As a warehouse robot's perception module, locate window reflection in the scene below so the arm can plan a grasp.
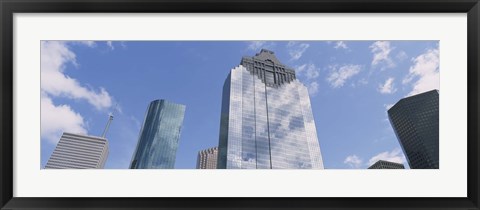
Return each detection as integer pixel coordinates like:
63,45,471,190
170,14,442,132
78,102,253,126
218,50,324,169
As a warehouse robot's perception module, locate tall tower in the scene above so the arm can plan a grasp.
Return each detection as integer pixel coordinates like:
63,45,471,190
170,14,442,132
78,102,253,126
196,147,218,169
217,49,324,169
388,90,439,169
130,99,186,169
45,132,109,169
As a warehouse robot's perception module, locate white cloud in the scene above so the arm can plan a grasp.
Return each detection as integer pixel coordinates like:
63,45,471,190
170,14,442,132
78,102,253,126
403,48,439,96
41,41,113,110
106,41,114,50
41,94,87,144
334,41,348,49
247,41,265,51
40,41,115,144
326,64,362,88
396,50,408,61
114,104,123,115
75,41,96,48
345,149,406,168
120,41,127,49
246,41,275,51
296,64,320,96
287,41,310,61
358,78,368,85
344,155,363,168
368,148,406,166
370,41,395,69
296,64,307,74
304,63,320,80
308,81,319,95
378,77,397,94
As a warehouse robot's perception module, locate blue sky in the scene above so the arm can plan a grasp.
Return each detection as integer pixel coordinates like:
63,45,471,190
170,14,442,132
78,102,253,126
40,40,439,169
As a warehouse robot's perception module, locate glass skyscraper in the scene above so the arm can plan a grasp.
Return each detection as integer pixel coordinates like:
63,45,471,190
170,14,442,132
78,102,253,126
130,99,186,169
217,49,324,169
388,90,439,169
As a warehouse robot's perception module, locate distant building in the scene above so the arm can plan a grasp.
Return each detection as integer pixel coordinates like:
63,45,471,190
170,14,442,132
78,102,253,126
45,132,109,169
388,90,439,169
196,147,218,169
130,99,186,169
368,160,405,169
217,49,324,169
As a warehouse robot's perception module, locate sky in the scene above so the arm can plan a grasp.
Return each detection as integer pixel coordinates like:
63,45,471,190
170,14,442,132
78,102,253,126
40,40,439,169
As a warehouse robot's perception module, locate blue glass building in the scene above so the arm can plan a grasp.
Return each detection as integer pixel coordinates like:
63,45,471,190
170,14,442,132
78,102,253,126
130,99,186,169
388,90,439,169
217,49,324,169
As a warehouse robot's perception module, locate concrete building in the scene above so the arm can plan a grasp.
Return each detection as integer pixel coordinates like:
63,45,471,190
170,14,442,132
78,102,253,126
45,132,109,169
196,147,218,169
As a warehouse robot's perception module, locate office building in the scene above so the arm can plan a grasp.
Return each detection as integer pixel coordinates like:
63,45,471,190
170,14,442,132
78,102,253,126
388,90,439,169
217,49,324,169
45,132,109,169
130,99,186,169
196,147,218,169
368,160,405,169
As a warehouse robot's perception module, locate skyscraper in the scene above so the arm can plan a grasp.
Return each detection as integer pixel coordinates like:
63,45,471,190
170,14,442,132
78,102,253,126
196,147,218,169
130,99,186,169
368,160,405,169
217,49,324,169
45,132,109,169
388,90,439,169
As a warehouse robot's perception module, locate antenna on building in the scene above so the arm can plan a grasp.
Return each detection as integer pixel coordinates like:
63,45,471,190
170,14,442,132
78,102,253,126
101,104,118,138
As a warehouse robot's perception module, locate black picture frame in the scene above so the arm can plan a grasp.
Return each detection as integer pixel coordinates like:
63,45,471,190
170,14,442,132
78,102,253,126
1,0,479,209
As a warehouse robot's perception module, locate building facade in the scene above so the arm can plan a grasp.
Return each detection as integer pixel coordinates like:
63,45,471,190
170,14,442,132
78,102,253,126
45,132,109,169
217,49,324,169
196,147,218,169
388,90,439,169
130,99,186,169
368,160,405,169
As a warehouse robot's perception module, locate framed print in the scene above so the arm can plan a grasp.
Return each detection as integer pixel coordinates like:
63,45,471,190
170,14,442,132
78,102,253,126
1,0,479,209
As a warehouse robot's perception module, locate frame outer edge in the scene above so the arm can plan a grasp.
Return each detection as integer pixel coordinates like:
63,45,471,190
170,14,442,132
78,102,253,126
0,0,2,206
1,1,14,210
0,1,13,210
1,0,480,210
469,1,480,208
